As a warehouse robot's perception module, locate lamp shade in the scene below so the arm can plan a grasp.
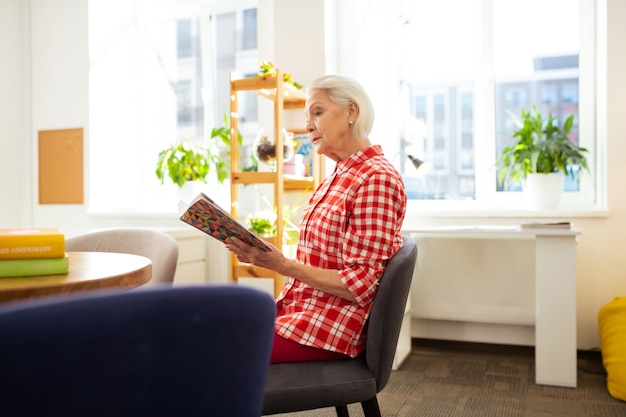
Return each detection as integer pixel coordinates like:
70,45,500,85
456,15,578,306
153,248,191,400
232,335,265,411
407,154,425,171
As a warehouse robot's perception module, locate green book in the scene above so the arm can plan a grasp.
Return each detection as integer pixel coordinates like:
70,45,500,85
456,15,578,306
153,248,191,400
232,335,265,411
0,254,69,277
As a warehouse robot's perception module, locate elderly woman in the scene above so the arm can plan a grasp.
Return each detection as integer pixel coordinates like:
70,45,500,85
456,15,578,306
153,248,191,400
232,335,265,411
226,74,407,363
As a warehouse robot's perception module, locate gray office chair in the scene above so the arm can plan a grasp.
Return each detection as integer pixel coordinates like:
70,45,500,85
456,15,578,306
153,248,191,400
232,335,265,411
66,228,179,286
0,285,276,417
263,236,418,417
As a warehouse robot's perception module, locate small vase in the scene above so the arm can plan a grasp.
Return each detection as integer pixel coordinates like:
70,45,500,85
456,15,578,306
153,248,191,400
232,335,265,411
253,128,295,171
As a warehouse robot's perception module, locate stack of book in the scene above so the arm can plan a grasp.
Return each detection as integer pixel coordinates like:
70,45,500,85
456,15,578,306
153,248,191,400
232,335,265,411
0,228,68,277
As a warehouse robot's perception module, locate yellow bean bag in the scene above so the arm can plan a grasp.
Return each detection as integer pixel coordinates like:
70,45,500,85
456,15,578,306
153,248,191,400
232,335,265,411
599,296,626,401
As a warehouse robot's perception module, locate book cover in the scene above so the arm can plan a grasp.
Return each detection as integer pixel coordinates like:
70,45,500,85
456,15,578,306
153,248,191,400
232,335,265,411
294,132,314,177
520,222,572,229
180,193,270,252
0,228,66,260
0,254,69,278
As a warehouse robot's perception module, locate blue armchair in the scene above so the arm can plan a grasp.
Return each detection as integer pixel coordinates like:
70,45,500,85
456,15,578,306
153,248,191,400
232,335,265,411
0,285,275,417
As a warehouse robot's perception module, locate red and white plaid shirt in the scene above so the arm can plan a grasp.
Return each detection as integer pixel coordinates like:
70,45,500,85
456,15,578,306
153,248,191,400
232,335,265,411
275,145,407,357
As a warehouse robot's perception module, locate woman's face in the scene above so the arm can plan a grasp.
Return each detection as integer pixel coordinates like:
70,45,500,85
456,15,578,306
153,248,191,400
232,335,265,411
304,89,355,162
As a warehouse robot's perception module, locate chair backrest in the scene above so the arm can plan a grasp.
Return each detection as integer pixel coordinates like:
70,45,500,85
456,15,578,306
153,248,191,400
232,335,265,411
365,235,417,391
66,228,180,285
0,285,276,417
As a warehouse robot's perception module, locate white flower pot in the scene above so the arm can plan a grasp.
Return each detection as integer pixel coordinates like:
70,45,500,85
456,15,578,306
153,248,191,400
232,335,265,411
523,173,565,210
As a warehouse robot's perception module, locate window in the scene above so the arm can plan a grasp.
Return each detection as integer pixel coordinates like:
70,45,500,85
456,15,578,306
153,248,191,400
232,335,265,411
88,0,597,214
241,9,257,50
88,0,258,212
356,0,595,211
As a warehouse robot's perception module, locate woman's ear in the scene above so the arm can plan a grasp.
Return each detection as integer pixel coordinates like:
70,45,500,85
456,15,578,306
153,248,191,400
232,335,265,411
348,101,359,121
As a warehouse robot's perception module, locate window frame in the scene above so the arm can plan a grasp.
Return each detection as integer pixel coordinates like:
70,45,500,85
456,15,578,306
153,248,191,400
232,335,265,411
346,0,602,216
85,0,604,217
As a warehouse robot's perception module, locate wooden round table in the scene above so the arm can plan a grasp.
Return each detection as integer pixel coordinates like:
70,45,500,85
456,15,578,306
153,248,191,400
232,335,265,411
0,251,152,303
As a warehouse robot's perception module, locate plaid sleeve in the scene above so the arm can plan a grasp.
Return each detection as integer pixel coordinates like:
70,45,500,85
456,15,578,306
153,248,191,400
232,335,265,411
339,168,406,306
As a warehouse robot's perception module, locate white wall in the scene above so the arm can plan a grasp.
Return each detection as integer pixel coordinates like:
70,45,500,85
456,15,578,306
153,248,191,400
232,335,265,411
0,0,31,227
575,0,626,350
257,0,326,134
29,0,91,232
1,0,626,350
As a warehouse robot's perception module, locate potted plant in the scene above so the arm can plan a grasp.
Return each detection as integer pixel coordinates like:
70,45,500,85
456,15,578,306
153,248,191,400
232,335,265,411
155,140,212,188
256,60,302,89
496,104,589,209
155,114,244,188
244,187,306,256
245,205,300,257
245,208,279,238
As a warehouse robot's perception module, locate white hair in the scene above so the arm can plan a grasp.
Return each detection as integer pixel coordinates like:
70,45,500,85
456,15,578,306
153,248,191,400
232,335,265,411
307,75,374,141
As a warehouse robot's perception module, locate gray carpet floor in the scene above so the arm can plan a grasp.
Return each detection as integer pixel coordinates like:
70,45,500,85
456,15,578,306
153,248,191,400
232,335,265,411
271,339,626,417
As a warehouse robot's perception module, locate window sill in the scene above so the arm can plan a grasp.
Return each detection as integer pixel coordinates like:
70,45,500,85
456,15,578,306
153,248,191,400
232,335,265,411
86,210,181,218
404,200,609,221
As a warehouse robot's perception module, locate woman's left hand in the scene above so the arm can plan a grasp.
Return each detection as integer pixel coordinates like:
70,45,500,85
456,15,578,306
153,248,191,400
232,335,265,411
228,237,355,301
225,237,287,272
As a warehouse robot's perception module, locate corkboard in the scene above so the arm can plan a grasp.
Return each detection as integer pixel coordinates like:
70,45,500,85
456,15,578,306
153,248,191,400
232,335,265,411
38,128,84,204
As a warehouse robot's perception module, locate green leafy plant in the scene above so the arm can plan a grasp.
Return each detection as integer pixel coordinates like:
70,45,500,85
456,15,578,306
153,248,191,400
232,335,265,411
245,187,307,244
245,208,277,237
245,205,301,244
256,60,302,89
496,104,589,187
155,140,211,188
207,113,242,183
155,113,243,188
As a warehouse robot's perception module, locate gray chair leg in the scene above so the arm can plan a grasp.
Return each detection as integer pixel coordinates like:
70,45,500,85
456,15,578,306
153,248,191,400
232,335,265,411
335,404,350,417
361,397,382,417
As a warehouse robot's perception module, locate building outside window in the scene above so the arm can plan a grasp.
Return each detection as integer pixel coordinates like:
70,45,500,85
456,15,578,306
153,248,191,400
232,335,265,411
375,0,592,209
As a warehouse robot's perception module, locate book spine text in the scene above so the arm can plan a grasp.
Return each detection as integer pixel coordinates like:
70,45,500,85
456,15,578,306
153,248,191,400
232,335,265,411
0,235,66,260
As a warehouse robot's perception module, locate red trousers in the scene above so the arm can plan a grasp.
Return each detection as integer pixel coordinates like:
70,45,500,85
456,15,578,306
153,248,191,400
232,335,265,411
270,333,349,364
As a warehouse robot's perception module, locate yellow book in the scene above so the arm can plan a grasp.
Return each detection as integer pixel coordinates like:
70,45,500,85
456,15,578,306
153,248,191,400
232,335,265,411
0,228,66,260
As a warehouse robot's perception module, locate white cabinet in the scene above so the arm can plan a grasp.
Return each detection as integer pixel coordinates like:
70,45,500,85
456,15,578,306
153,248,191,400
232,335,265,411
163,228,208,285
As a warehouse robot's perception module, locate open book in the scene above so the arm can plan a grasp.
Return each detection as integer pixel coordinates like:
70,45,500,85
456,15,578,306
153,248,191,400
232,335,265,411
179,192,270,251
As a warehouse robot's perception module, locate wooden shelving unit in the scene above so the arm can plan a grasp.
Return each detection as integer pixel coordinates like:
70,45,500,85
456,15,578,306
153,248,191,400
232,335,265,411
229,69,321,296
